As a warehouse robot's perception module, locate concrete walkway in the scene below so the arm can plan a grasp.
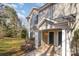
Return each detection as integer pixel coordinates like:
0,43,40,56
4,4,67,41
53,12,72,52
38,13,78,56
22,45,55,56
22,50,36,56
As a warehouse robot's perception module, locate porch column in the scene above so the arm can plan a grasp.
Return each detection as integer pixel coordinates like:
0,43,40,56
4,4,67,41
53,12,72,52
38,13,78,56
62,29,66,56
41,31,43,46
54,31,58,46
66,30,71,56
54,31,58,54
35,31,39,49
62,29,71,56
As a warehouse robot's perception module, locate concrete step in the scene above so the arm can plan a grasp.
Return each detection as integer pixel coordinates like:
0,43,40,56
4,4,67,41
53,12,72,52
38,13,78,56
46,45,54,56
36,44,50,56
36,45,55,56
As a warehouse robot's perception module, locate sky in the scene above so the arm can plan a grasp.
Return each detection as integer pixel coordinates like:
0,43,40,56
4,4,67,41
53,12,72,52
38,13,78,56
4,3,44,29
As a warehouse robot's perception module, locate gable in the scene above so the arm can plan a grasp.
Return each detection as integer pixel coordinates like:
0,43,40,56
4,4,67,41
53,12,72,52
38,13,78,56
39,19,69,30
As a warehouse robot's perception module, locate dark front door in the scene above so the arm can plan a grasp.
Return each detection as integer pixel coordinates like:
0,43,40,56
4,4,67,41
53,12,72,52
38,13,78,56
49,32,54,44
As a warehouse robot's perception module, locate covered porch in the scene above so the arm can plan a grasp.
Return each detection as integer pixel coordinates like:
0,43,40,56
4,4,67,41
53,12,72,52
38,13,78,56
35,29,71,56
34,17,74,56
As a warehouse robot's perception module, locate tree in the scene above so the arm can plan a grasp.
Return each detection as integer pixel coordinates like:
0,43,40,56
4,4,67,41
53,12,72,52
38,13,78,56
73,29,79,55
0,5,22,38
4,6,19,37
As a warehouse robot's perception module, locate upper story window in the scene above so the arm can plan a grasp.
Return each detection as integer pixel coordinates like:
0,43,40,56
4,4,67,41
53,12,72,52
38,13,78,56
34,15,38,24
47,6,52,19
31,13,38,26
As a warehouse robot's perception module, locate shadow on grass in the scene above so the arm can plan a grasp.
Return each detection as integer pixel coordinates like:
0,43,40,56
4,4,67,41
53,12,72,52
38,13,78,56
0,50,18,56
0,48,24,56
0,48,36,56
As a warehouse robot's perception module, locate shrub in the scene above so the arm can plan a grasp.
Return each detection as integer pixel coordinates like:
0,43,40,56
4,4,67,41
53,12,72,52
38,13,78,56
21,28,28,39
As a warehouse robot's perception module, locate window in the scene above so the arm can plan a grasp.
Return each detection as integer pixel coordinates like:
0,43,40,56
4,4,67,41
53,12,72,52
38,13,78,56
58,31,62,46
34,15,38,24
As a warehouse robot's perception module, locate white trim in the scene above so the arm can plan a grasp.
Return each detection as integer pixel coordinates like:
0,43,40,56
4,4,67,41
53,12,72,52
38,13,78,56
46,18,57,23
66,30,71,56
48,31,49,44
35,32,39,49
37,18,58,28
56,31,58,46
62,29,66,56
41,31,43,45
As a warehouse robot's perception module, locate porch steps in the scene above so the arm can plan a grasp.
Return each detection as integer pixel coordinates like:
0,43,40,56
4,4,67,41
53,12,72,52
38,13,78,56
36,44,55,56
46,45,54,56
36,44,50,56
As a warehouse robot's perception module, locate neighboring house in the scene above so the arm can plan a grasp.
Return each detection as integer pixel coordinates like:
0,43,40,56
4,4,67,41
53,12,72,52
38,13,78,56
26,3,79,56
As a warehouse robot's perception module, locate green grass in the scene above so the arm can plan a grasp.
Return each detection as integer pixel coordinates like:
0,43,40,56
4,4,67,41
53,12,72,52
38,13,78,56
0,38,25,55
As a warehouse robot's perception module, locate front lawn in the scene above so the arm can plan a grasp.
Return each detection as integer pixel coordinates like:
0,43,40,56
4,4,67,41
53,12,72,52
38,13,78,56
0,38,25,56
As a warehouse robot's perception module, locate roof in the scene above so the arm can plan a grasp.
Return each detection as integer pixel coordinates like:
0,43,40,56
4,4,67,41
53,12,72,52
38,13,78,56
38,3,57,12
29,8,38,16
26,3,53,17
55,14,75,22
26,3,55,19
37,14,75,27
26,8,38,21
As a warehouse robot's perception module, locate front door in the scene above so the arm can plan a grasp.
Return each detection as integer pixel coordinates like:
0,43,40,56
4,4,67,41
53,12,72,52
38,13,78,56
49,32,54,44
